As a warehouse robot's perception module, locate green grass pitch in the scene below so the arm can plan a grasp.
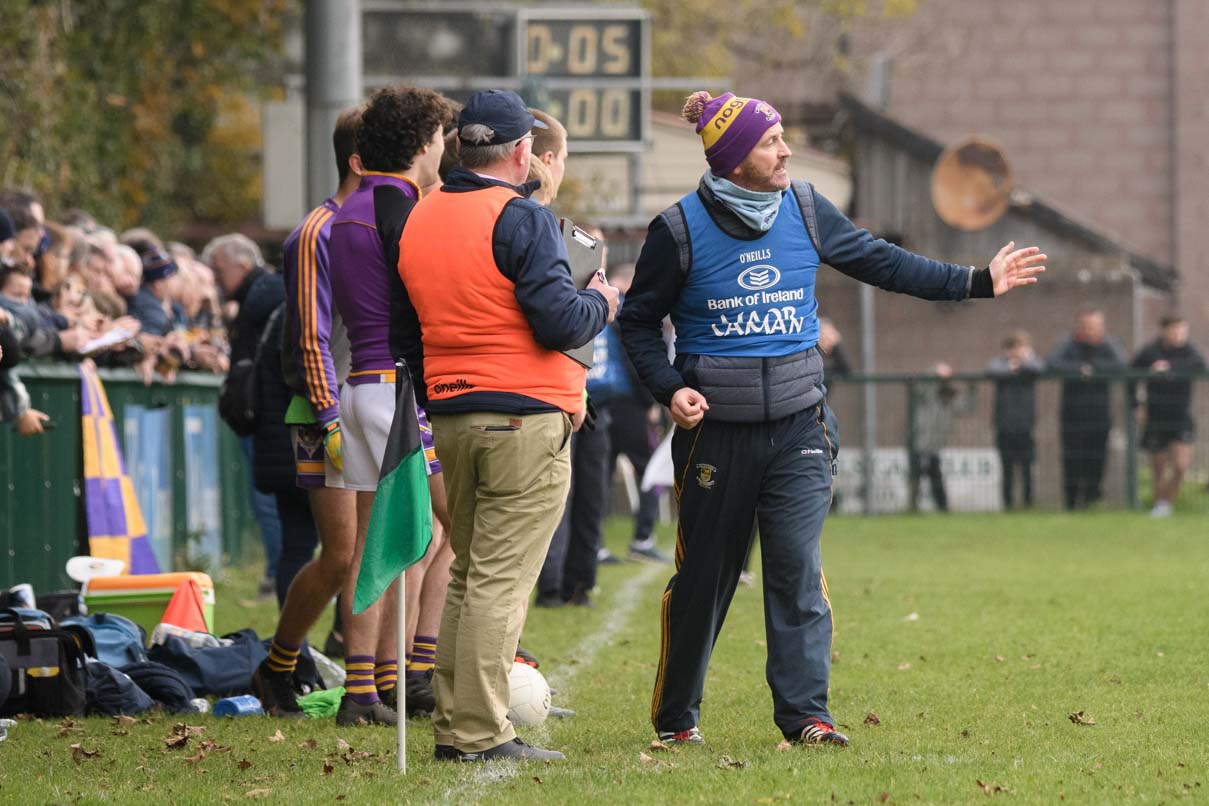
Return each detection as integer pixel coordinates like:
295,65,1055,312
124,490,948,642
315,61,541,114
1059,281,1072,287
2,513,1206,804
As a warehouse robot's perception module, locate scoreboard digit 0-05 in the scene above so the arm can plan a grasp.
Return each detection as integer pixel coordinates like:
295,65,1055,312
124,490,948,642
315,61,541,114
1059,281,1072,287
362,3,650,151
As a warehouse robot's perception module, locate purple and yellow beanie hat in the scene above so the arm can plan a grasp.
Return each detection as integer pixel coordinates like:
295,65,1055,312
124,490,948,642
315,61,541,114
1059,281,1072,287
682,91,782,177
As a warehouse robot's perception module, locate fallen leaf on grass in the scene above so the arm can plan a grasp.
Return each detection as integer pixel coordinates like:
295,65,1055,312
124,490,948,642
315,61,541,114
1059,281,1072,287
638,751,675,768
648,740,676,753
199,740,231,753
238,759,253,771
112,729,130,737
864,712,881,726
994,655,1005,663
165,734,190,750
323,761,334,776
246,790,272,799
775,739,792,752
960,729,971,739
173,723,206,737
268,729,285,743
342,749,376,765
877,793,891,803
70,743,101,764
903,612,920,621
113,715,137,727
897,662,912,671
976,779,1011,795
185,750,207,765
716,755,747,770
532,776,543,785
1068,711,1097,726
335,737,351,752
298,739,319,750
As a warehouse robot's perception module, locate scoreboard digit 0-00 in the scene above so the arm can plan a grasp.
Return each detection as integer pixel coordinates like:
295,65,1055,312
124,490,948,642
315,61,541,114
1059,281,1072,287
362,3,649,151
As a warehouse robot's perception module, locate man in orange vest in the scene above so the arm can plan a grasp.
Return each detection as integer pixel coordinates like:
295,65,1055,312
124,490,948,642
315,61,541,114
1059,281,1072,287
395,90,619,763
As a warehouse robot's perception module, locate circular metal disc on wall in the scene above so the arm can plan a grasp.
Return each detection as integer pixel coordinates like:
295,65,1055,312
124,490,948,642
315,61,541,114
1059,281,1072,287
931,136,1013,231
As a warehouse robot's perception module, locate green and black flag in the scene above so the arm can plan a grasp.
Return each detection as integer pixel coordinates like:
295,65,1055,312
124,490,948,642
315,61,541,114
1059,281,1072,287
353,365,433,614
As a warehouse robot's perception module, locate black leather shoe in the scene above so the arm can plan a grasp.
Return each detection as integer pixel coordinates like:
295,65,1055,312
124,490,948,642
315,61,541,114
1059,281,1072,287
251,662,306,719
459,737,565,763
404,671,436,718
434,744,462,761
335,696,398,726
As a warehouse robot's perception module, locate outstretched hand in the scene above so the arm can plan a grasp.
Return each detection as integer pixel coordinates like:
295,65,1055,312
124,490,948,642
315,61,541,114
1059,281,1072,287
989,242,1046,296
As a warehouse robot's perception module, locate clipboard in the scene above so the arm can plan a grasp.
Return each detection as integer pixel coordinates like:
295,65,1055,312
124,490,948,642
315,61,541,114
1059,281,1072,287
560,218,604,369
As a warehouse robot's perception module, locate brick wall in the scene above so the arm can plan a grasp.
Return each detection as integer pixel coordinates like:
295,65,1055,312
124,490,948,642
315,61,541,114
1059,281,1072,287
1173,0,1209,328
854,0,1176,266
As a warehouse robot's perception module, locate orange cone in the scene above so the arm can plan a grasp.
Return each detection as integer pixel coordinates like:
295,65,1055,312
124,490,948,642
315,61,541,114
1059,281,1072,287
160,578,209,633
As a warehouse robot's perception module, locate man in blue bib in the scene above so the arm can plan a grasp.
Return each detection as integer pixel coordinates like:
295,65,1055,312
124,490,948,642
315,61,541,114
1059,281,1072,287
619,90,1046,749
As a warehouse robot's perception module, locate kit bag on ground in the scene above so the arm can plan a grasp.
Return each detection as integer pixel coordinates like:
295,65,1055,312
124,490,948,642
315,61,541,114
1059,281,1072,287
62,612,149,668
0,607,87,717
147,628,268,697
84,660,155,716
121,660,196,713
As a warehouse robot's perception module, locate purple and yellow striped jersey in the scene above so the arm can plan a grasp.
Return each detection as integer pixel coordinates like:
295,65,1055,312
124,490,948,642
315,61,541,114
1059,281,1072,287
329,173,420,377
282,199,343,424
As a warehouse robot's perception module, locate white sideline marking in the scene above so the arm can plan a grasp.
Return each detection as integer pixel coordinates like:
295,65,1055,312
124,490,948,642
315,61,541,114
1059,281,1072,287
440,563,664,803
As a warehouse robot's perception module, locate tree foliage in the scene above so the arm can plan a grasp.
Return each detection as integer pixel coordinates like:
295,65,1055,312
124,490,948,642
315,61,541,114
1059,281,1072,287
0,0,291,233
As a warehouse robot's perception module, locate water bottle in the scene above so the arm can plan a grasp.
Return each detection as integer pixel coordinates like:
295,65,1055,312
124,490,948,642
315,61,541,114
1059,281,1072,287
190,698,210,714
212,695,263,717
0,718,16,743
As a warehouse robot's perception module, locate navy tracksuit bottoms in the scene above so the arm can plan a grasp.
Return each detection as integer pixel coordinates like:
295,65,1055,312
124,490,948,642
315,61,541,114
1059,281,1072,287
651,403,838,741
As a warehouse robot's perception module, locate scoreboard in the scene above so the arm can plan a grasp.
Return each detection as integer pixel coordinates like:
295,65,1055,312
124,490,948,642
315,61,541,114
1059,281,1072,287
361,3,650,151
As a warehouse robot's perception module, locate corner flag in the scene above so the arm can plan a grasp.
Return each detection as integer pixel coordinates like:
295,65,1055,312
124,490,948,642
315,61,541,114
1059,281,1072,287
352,365,433,614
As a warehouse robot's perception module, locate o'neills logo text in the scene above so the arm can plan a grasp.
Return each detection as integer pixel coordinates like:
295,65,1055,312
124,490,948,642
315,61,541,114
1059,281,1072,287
433,379,475,395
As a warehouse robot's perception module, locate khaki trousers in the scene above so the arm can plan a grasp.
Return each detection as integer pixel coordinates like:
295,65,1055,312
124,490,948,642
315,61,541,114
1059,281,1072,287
429,410,571,752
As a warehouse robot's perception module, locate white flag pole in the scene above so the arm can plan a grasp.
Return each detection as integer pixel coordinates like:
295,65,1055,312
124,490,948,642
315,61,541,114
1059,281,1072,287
397,571,407,774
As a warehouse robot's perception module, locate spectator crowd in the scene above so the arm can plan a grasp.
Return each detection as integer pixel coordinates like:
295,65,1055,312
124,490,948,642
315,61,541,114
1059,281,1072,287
0,190,230,437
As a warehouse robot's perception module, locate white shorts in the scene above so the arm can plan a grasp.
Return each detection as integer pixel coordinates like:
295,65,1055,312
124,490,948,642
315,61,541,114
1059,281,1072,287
339,381,396,491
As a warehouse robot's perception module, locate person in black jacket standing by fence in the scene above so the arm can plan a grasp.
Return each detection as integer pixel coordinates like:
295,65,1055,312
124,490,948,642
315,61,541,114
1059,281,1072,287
986,331,1044,509
619,89,1045,750
1047,309,1125,510
1131,315,1207,517
205,234,285,596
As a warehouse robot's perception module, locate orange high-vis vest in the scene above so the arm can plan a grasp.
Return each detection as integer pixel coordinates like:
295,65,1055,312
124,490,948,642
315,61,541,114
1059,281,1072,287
397,185,586,412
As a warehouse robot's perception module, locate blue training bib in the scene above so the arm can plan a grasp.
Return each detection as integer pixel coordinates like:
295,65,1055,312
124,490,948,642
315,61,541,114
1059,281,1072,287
671,190,820,357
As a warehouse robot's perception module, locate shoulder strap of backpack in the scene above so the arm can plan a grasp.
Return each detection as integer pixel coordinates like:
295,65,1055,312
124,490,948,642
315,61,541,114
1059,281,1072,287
254,303,285,364
659,202,693,282
789,179,822,256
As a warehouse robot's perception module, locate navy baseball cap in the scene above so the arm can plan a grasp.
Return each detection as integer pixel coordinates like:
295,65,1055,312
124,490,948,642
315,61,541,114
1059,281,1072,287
458,90,547,146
